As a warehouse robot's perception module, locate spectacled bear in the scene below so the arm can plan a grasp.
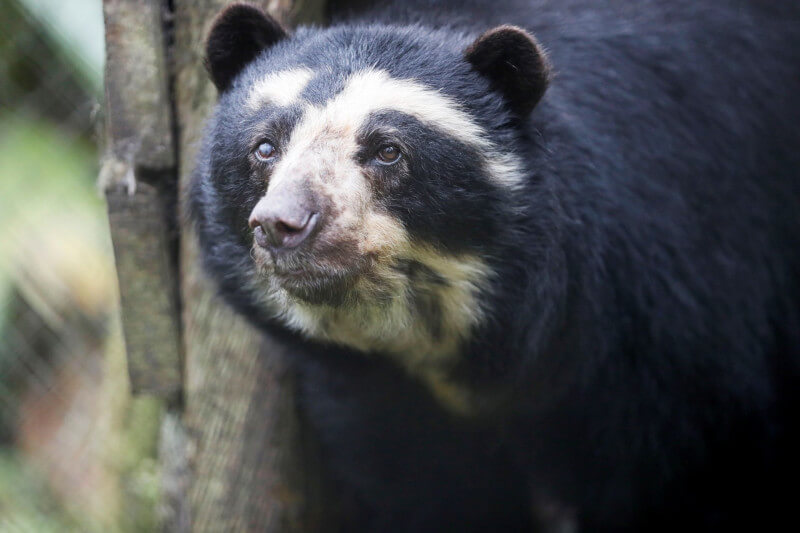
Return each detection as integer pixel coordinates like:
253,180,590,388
190,0,800,530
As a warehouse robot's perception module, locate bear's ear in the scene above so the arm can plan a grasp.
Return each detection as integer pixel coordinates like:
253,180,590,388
205,3,288,93
465,25,551,117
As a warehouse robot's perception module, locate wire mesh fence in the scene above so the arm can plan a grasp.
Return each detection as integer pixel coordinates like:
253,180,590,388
0,0,161,530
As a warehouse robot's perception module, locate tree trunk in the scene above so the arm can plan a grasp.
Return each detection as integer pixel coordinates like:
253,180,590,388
102,1,333,531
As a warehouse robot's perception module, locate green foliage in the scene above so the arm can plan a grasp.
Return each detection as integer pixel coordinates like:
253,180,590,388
0,111,102,345
0,451,86,533
0,114,164,532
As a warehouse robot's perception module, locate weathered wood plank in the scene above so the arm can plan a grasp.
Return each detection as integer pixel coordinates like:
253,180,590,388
105,181,181,397
101,0,182,397
103,0,174,170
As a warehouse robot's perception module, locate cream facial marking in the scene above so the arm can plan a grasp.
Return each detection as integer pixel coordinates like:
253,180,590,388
252,67,504,356
269,68,525,189
247,68,508,412
246,67,314,109
252,241,491,366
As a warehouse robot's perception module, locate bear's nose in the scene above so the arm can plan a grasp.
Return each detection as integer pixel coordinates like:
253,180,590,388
249,196,319,252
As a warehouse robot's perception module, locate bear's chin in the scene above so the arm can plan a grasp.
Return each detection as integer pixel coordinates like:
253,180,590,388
251,241,375,307
274,267,359,306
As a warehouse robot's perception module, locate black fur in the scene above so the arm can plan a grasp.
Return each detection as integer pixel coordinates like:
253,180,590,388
191,1,800,530
204,3,287,92
465,25,551,116
358,110,507,251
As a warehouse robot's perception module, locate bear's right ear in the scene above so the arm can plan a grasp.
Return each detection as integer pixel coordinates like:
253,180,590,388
465,25,551,117
205,3,288,93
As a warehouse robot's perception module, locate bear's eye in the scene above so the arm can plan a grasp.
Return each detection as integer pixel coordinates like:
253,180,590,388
254,141,277,162
375,145,402,165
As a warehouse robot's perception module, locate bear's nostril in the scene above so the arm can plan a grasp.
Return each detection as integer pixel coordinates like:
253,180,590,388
253,224,270,249
275,219,303,235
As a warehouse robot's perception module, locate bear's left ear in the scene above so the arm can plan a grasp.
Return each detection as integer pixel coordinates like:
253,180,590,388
465,25,551,117
205,3,288,93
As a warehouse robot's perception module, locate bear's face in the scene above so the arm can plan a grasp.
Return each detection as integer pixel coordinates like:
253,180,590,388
193,5,550,369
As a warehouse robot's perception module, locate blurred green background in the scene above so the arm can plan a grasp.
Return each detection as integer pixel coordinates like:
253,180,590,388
0,0,162,530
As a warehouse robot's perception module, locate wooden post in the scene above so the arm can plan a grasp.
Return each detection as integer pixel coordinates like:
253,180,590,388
101,0,181,399
102,1,333,530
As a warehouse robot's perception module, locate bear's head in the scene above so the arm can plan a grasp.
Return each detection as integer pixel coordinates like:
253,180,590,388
191,3,551,371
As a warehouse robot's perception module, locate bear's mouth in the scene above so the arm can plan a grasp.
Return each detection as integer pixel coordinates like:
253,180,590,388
272,264,362,305
252,243,368,306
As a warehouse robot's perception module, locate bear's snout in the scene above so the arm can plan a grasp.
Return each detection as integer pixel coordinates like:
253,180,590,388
249,187,321,253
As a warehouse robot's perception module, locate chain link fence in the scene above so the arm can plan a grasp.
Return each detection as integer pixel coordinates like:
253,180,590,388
0,0,161,530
